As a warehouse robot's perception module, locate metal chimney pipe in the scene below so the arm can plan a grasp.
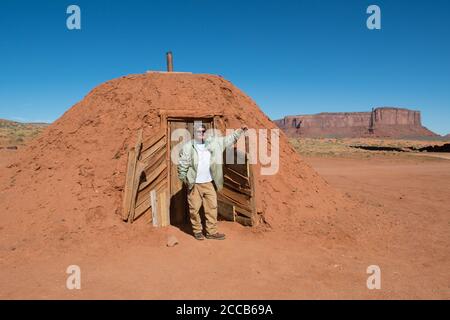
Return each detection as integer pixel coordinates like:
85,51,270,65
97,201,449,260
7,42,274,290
166,51,173,72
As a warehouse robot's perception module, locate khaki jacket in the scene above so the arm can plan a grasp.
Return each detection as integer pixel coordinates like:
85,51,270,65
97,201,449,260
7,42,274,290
177,129,244,191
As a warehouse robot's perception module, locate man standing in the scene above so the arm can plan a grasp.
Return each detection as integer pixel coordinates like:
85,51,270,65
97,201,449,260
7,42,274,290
177,123,248,240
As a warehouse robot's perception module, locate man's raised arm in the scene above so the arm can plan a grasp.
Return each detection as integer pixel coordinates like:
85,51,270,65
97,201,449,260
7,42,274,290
220,125,248,151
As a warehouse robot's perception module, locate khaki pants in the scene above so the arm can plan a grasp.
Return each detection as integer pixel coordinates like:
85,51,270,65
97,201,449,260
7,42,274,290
187,182,218,235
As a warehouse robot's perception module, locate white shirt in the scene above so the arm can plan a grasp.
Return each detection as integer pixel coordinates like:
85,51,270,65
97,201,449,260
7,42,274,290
194,143,213,183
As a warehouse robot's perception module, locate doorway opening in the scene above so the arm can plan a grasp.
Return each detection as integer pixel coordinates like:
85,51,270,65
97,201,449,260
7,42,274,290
121,113,256,228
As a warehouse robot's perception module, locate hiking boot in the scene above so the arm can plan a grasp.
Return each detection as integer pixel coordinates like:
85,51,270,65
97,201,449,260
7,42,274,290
206,233,226,240
194,232,205,240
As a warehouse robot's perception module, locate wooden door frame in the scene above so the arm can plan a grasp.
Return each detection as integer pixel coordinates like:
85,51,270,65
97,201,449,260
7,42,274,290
163,112,222,226
160,111,257,227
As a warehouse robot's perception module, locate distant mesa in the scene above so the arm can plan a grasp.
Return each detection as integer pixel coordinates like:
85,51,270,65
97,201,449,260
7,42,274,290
274,107,438,138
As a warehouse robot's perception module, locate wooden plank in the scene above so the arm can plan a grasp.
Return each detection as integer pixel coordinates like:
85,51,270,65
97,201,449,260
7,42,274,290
247,151,257,224
125,129,143,223
244,134,257,224
140,135,166,161
223,175,250,192
218,201,235,221
121,148,136,221
217,196,252,219
224,170,250,188
139,159,167,191
140,140,166,165
144,206,153,225
136,168,168,205
223,180,252,197
225,163,248,177
138,161,167,192
138,206,152,224
160,112,167,129
162,113,171,228
128,129,144,223
136,190,151,208
223,176,242,190
136,173,167,209
157,190,164,227
154,172,169,193
218,198,252,217
235,214,253,226
130,202,153,224
158,188,169,227
141,131,165,154
128,166,143,223
165,187,171,226
135,129,143,155
150,190,158,227
220,200,252,215
162,110,224,120
224,169,249,183
220,188,251,208
234,205,253,219
142,173,169,209
142,149,166,176
133,198,151,221
225,160,249,177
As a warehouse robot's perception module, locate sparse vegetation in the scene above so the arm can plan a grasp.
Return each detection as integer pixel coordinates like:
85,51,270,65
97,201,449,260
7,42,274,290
289,137,450,160
0,119,49,147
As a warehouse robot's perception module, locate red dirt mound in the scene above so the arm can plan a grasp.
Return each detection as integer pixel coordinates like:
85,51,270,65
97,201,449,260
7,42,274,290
0,73,351,252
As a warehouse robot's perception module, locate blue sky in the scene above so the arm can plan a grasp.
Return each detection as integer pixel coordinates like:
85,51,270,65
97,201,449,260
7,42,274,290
0,0,449,134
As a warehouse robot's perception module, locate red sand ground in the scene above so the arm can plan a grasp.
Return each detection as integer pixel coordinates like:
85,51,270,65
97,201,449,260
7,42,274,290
1,150,448,299
0,73,448,299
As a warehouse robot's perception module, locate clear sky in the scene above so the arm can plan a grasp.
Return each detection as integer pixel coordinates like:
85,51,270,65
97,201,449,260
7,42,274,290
0,0,449,135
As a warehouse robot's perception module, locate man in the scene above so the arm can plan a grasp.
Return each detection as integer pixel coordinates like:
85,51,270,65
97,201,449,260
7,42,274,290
177,123,248,240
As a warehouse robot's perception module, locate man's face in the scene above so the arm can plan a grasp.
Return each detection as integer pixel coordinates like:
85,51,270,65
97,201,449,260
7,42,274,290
195,127,206,142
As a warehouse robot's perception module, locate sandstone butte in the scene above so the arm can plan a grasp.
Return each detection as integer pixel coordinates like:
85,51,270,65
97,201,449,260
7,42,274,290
274,107,438,138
